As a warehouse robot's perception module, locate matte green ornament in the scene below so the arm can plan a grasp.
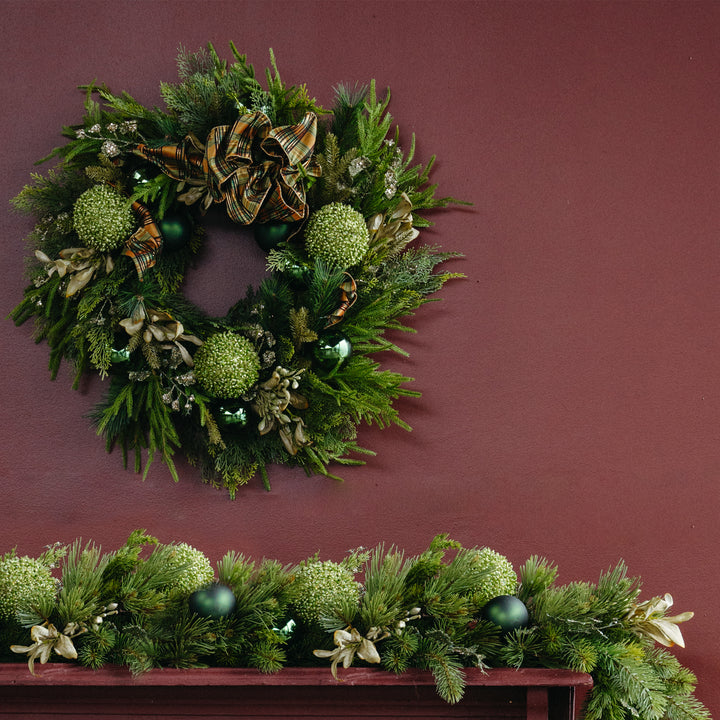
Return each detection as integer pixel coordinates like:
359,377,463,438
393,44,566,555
218,403,249,426
188,583,237,619
254,222,295,251
159,210,192,251
480,595,529,633
314,333,352,367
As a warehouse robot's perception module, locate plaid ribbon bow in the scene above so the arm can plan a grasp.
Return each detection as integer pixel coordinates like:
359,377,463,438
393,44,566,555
134,111,320,224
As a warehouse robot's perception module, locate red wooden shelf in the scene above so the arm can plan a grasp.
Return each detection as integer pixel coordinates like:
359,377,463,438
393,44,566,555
0,664,592,719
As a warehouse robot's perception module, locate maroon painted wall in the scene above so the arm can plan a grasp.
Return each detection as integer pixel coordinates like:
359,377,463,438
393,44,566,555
2,0,718,715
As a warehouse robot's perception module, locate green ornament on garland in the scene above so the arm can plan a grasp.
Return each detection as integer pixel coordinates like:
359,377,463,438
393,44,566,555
480,595,529,633
254,222,296,251
314,333,352,367
188,583,237,619
283,261,311,286
110,345,131,363
131,168,150,185
158,209,192,251
273,617,296,639
217,402,249,426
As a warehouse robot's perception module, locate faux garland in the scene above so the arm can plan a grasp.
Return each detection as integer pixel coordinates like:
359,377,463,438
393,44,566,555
0,532,709,719
11,43,463,495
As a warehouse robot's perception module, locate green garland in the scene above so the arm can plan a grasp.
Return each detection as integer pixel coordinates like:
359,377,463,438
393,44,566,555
11,43,463,495
0,533,709,719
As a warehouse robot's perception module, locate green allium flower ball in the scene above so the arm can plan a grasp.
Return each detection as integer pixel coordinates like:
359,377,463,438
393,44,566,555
193,332,261,398
164,543,215,596
0,555,56,620
73,184,135,251
304,202,369,268
472,548,518,608
289,560,361,624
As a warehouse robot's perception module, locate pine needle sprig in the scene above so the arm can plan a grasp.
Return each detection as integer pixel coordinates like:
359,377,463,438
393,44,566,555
331,83,368,153
307,261,348,331
156,608,215,669
312,132,358,206
517,555,559,604
417,636,467,704
358,545,411,631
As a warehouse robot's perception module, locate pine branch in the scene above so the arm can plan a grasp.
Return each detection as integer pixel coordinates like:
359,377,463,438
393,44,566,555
419,637,466,704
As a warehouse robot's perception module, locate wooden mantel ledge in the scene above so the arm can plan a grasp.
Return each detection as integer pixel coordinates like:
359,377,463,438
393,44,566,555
0,663,592,688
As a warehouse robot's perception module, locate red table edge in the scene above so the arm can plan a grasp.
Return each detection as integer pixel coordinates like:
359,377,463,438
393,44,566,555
0,664,593,688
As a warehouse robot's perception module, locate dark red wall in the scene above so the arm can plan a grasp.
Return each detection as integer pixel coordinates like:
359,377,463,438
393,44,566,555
2,1,718,715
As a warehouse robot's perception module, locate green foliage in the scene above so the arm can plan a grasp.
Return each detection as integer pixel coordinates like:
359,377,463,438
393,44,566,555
10,42,464,495
0,533,709,719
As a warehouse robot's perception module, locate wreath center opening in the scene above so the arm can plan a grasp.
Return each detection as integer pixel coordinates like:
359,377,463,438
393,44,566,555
181,211,268,318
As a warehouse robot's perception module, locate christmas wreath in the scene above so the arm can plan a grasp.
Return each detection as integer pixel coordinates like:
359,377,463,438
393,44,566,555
0,533,709,719
11,44,462,495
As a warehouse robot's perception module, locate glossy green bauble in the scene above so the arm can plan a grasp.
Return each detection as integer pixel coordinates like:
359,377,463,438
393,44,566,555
254,222,296,251
158,210,192,251
131,168,151,185
110,346,131,363
273,618,296,639
217,403,249,426
314,333,353,367
283,262,311,286
188,583,237,619
480,595,529,633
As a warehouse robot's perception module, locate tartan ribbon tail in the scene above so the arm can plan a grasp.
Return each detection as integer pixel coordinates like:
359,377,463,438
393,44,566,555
133,136,207,181
123,200,163,280
324,273,358,328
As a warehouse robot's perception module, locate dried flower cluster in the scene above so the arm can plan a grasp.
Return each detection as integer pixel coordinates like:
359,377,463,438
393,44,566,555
72,184,135,251
164,543,215,596
470,548,518,607
304,202,370,268
0,555,56,619
193,332,261,398
289,560,361,623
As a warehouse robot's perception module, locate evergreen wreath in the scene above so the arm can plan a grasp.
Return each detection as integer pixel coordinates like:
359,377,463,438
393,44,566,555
11,44,464,495
0,532,709,719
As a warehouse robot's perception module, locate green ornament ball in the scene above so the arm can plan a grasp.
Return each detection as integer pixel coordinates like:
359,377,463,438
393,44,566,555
254,222,296,251
217,402,249,426
110,345,131,363
73,184,136,252
314,333,352,367
304,202,370,268
283,261,311,286
194,332,261,399
158,210,192,251
131,168,150,185
188,583,237,619
273,617,296,639
480,595,529,633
